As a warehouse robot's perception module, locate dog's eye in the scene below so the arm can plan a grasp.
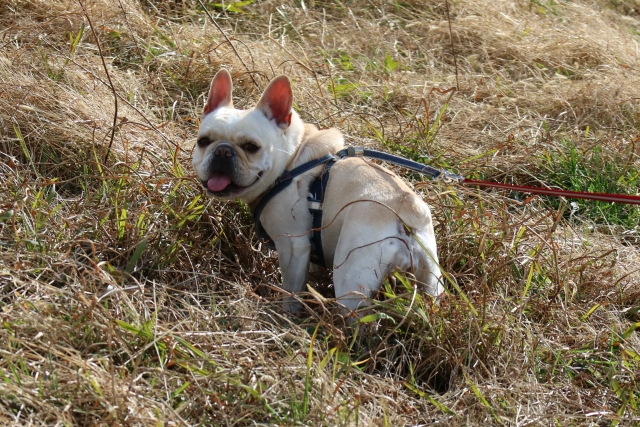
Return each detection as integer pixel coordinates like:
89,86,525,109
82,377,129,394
242,141,261,154
197,137,212,148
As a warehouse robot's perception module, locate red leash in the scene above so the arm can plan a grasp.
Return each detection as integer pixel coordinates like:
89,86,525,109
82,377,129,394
338,147,640,206
462,179,640,205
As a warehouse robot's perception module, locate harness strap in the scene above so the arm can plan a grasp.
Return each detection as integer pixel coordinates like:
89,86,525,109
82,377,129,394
253,146,462,263
337,146,464,183
307,159,337,267
252,154,336,250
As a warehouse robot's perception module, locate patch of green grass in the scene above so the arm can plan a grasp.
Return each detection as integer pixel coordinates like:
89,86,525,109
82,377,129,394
361,88,455,170
535,328,640,424
529,0,562,16
538,138,640,228
348,272,476,395
599,0,640,16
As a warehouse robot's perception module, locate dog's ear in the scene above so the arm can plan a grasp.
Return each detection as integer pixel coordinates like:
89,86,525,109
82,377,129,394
203,69,233,115
256,76,293,128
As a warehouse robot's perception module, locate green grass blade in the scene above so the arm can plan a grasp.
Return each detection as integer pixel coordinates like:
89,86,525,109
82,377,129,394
403,381,455,415
466,376,502,425
622,322,640,340
359,312,395,324
125,237,148,274
320,347,337,370
581,303,602,321
303,324,320,416
171,381,191,399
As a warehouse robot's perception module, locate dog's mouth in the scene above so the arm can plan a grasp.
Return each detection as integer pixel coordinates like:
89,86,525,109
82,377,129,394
201,172,262,196
206,174,233,192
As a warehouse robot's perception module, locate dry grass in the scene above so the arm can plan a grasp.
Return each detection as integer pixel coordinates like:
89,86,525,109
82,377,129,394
1,0,640,425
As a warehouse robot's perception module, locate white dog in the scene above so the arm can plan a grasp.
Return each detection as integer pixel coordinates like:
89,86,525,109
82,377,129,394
193,69,443,313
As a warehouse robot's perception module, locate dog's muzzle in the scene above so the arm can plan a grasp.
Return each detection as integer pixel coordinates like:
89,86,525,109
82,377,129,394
208,142,236,177
200,142,238,194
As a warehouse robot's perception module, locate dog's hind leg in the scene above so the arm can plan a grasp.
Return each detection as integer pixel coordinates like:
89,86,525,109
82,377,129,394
332,233,408,313
332,225,443,314
411,227,444,298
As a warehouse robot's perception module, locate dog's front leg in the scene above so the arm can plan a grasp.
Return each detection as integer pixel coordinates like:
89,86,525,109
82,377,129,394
274,236,311,312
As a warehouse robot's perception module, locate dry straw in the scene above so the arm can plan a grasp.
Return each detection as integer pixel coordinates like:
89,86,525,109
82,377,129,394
1,0,640,425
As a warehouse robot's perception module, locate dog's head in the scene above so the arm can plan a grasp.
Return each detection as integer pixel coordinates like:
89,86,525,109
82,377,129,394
192,69,304,203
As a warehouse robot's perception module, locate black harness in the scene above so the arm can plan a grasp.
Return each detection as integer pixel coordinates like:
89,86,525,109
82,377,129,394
306,157,337,266
252,153,337,267
251,147,463,267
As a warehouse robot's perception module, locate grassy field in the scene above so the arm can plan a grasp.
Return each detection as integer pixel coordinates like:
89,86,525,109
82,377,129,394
1,0,640,425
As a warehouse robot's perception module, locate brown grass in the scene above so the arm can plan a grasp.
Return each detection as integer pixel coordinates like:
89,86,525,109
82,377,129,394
1,0,640,425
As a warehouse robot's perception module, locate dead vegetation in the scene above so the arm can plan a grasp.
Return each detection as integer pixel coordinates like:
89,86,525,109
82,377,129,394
1,0,640,425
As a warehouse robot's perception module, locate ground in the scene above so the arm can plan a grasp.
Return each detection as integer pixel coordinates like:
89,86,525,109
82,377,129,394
1,0,640,425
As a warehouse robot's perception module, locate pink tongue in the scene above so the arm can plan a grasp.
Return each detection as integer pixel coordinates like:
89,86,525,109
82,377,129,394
207,175,232,192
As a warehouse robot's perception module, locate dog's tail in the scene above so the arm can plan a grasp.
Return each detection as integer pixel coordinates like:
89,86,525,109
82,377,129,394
396,193,434,232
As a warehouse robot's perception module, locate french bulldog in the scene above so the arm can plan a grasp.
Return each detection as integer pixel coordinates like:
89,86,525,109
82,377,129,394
193,69,444,313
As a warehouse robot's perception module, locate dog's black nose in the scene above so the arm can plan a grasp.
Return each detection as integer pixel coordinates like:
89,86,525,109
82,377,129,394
214,145,234,158
209,142,236,177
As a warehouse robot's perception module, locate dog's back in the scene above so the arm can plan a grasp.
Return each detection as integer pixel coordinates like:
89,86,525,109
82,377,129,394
321,157,443,310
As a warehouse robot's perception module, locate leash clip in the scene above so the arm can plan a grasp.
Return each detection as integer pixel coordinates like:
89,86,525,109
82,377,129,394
435,170,465,184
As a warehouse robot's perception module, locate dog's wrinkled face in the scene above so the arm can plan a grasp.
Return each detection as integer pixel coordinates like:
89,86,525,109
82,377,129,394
193,69,303,203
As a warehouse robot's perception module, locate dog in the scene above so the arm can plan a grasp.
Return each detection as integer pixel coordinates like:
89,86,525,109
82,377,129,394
193,69,444,313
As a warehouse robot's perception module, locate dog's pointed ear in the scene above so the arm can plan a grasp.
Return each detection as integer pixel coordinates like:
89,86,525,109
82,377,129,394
203,69,233,115
256,76,293,128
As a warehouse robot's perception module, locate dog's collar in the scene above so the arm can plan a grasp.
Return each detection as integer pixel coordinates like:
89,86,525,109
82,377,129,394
252,154,337,251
